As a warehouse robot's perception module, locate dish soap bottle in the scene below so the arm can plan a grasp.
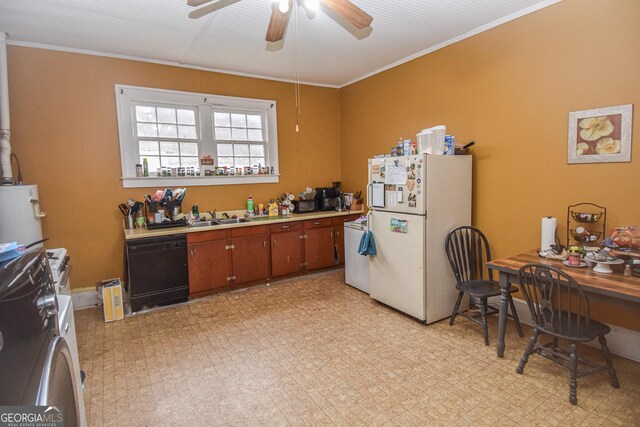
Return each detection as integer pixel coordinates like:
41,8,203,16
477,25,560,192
247,195,254,213
192,204,199,221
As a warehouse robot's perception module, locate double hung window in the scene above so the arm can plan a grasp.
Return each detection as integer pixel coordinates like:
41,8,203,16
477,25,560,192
116,85,279,188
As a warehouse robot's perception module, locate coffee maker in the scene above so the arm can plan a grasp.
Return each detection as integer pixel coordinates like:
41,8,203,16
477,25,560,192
315,182,342,211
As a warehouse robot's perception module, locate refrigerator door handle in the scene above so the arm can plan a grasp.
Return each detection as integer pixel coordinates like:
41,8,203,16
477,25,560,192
366,183,372,209
30,198,46,218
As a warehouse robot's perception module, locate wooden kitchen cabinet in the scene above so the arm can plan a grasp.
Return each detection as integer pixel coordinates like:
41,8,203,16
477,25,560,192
187,239,232,296
303,218,336,270
271,224,304,277
231,231,270,285
304,227,335,270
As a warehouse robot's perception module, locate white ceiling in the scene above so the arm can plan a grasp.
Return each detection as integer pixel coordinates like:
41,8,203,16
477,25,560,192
0,0,559,87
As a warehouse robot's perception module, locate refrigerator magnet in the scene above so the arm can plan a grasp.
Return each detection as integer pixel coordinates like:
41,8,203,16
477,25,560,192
390,218,408,233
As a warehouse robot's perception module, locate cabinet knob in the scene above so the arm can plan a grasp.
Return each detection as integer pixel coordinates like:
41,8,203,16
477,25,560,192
190,248,195,259
273,239,276,247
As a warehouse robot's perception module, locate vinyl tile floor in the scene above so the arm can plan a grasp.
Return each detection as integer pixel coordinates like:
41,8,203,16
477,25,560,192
75,270,640,426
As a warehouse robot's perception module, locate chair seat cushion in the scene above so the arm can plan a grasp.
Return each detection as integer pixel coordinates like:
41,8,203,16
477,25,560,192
537,312,611,341
456,280,518,298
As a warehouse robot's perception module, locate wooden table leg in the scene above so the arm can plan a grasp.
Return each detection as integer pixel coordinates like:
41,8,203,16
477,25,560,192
497,272,510,358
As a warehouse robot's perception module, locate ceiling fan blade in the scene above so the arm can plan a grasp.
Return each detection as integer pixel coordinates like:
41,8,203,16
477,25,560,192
322,0,373,29
265,1,292,42
189,0,242,19
187,0,215,7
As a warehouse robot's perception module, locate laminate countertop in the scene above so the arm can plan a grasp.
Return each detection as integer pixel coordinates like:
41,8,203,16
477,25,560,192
123,210,365,240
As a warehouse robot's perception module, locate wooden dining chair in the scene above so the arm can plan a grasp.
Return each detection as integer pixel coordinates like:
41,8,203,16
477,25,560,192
445,226,523,346
516,263,620,405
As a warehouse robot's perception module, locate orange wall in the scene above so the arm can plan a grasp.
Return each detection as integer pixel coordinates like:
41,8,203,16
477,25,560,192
6,47,341,289
340,0,640,330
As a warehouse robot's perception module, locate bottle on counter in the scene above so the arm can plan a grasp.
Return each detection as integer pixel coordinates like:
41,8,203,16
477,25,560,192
142,158,149,177
247,195,254,213
135,164,143,177
192,204,199,220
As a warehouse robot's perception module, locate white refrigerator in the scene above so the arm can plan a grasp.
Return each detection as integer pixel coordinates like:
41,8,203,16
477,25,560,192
367,154,471,323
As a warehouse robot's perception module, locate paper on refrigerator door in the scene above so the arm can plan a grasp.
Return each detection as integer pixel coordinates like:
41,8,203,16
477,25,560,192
372,182,385,207
385,164,407,185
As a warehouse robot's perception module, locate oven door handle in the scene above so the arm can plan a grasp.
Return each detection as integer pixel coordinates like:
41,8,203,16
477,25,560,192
58,264,72,291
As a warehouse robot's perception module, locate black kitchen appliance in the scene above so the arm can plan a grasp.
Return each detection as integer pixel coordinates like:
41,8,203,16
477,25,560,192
125,234,189,312
0,249,80,424
292,199,318,213
315,187,340,211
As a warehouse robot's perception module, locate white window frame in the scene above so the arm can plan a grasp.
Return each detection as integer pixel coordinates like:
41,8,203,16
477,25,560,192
115,84,279,188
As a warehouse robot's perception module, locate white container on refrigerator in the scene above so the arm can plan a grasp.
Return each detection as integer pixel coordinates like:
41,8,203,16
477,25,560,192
0,184,45,245
367,154,471,323
344,221,369,293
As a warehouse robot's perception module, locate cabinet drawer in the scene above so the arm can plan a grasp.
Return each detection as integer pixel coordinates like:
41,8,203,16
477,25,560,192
187,229,229,244
269,222,302,233
332,214,361,226
303,218,333,229
230,225,269,238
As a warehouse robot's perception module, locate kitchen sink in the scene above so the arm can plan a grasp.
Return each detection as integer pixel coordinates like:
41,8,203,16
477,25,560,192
190,220,215,228
216,218,251,224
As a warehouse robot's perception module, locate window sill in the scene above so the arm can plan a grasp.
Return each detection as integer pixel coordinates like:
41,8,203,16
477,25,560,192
121,174,280,188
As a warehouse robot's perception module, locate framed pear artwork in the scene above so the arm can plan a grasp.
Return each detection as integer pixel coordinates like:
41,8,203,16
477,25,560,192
567,104,632,164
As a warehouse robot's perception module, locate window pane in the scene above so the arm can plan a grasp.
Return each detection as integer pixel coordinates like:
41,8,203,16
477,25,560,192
231,113,246,127
247,129,263,142
137,123,158,137
249,144,264,157
214,112,230,127
218,157,234,167
136,106,156,122
217,144,233,156
161,157,180,168
180,142,198,156
160,141,180,156
215,127,231,140
231,128,248,141
251,157,265,167
157,108,176,124
247,114,262,128
140,156,160,174
177,109,195,125
158,124,178,138
181,157,199,167
235,157,250,167
234,144,249,156
178,125,196,139
139,141,159,156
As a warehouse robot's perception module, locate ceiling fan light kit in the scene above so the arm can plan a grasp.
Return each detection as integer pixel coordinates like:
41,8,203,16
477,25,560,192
188,0,373,42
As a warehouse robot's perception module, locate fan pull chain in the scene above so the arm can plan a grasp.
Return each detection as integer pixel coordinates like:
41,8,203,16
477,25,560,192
293,0,301,132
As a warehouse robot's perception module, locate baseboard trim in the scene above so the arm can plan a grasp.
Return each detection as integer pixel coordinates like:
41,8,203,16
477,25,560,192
487,296,640,363
71,288,99,310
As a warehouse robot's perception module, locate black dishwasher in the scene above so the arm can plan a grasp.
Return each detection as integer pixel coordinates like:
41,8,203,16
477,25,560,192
126,234,188,312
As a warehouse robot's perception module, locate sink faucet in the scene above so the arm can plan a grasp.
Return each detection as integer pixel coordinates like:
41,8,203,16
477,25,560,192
209,209,217,219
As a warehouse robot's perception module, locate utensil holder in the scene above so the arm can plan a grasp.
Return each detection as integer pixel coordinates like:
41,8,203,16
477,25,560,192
124,215,135,230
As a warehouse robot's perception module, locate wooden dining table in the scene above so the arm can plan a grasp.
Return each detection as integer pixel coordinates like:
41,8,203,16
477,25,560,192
486,250,640,358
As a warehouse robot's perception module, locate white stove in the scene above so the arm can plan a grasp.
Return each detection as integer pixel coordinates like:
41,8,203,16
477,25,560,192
47,247,70,294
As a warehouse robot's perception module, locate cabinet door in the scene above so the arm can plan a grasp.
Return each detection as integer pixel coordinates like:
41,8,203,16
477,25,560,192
188,240,232,295
232,234,270,285
334,226,345,266
305,227,336,270
271,232,304,277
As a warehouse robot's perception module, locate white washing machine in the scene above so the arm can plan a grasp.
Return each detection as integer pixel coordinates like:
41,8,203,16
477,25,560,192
344,221,370,293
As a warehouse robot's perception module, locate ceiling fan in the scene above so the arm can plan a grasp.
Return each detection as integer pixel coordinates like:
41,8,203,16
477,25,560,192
187,0,373,42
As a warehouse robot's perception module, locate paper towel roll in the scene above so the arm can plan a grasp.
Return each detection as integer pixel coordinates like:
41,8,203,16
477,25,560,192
541,217,557,251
